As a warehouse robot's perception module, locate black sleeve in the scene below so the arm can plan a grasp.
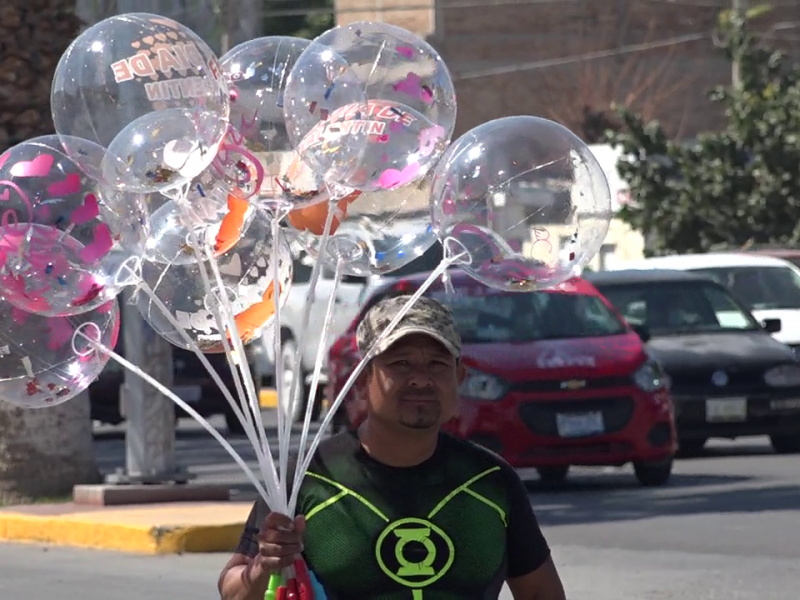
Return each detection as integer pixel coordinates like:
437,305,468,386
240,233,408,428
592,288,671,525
234,458,299,557
504,467,551,578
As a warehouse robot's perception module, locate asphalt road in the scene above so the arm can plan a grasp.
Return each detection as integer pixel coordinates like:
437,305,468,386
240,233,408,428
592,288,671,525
1,415,799,599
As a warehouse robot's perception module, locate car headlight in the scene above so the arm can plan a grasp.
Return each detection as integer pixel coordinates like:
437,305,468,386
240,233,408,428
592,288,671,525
633,359,670,392
460,369,508,401
764,364,800,387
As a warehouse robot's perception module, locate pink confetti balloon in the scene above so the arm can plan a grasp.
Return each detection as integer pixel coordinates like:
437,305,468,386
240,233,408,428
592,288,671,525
0,135,149,316
0,297,120,409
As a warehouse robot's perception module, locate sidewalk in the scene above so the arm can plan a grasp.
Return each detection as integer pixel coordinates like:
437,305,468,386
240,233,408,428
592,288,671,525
0,501,251,554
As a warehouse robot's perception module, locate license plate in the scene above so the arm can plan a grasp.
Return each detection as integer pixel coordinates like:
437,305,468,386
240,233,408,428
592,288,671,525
705,397,747,422
770,398,800,410
556,412,604,437
173,385,202,404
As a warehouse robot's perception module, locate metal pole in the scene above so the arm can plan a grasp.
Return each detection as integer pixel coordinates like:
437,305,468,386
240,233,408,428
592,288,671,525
106,290,187,484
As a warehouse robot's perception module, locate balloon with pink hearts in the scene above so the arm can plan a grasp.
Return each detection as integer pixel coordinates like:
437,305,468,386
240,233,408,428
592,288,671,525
0,136,150,317
0,297,119,409
296,99,448,193
296,21,457,153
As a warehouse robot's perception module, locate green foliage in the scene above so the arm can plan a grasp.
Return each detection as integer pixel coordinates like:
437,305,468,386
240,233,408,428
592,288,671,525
262,0,334,40
607,10,800,256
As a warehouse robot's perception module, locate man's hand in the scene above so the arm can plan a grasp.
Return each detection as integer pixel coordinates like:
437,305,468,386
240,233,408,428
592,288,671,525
251,512,306,578
219,512,306,600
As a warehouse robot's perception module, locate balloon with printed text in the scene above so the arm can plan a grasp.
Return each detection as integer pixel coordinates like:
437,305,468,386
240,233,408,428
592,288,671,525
51,12,229,194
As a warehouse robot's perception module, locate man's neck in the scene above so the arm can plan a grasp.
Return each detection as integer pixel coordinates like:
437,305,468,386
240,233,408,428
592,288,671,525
358,419,440,467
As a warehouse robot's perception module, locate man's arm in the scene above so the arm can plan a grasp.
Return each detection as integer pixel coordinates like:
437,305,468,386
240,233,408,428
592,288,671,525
503,468,566,600
218,499,272,600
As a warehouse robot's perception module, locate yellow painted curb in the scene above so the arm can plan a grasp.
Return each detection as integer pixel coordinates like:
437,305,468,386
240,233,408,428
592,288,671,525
0,513,246,555
259,388,277,408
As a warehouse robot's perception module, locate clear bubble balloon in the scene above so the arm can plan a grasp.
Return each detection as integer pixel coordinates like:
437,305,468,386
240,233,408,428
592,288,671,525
288,173,437,276
137,204,293,352
51,12,229,193
0,135,149,316
283,42,369,185
308,21,456,146
222,37,314,208
0,298,120,409
430,116,612,291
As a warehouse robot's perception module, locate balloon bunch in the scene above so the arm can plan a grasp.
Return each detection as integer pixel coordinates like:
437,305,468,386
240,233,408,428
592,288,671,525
0,11,614,598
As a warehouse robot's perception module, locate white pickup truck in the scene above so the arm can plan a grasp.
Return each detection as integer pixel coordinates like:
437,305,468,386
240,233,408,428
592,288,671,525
252,244,444,422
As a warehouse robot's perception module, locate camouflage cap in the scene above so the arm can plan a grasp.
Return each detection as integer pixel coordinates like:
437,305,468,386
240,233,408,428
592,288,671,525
356,295,462,358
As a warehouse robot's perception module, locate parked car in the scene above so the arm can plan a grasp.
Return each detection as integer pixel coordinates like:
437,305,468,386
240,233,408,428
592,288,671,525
740,246,800,269
587,269,800,455
266,242,444,424
614,252,800,356
89,310,260,435
326,270,677,486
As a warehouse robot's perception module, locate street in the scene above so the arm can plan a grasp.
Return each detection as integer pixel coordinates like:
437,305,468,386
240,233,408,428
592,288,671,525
1,414,799,599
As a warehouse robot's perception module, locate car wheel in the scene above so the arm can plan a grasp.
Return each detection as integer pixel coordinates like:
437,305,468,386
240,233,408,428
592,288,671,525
770,435,800,454
633,459,673,487
536,466,569,484
677,438,707,457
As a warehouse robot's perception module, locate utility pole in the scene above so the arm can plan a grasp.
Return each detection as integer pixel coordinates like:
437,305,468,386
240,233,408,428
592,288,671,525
106,290,187,485
732,0,747,88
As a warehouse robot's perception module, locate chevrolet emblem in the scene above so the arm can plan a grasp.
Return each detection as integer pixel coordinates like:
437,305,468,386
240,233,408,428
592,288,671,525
560,379,587,390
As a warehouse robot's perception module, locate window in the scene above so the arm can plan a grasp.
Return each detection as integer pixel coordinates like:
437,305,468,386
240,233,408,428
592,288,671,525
600,281,760,335
694,265,800,310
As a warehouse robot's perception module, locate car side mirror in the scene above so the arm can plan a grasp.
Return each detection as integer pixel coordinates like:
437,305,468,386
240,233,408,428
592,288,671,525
762,318,782,334
631,324,651,343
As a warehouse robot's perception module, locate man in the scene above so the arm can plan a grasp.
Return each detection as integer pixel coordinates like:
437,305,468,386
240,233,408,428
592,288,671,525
219,295,566,600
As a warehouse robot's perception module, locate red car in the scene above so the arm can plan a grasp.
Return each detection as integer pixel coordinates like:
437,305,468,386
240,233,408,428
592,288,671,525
326,271,677,486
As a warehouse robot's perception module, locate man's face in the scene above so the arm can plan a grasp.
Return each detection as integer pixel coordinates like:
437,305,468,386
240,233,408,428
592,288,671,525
362,333,465,430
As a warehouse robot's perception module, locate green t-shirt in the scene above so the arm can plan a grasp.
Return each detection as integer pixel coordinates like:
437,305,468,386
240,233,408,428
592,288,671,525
237,431,550,599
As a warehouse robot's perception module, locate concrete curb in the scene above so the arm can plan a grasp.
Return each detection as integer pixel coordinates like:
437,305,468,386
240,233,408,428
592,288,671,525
0,503,250,554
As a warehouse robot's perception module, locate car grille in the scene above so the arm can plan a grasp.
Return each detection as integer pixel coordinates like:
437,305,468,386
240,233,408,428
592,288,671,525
509,375,631,394
668,367,765,395
518,396,635,437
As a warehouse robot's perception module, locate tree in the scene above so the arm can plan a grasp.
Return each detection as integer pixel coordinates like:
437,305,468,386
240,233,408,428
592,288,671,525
0,2,100,503
261,0,333,40
607,8,800,256
536,10,700,143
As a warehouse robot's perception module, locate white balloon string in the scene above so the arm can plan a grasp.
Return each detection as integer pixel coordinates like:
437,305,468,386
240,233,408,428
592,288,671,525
201,239,282,507
282,197,337,508
133,277,265,472
289,254,345,516
191,239,280,504
160,181,270,462
290,247,467,511
72,329,271,503
269,209,290,508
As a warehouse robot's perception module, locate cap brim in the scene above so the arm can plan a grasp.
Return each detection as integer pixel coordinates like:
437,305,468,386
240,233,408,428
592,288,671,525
372,326,460,358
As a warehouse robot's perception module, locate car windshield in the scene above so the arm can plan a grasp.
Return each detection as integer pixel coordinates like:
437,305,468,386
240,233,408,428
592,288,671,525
691,265,800,310
599,281,761,335
421,288,628,343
